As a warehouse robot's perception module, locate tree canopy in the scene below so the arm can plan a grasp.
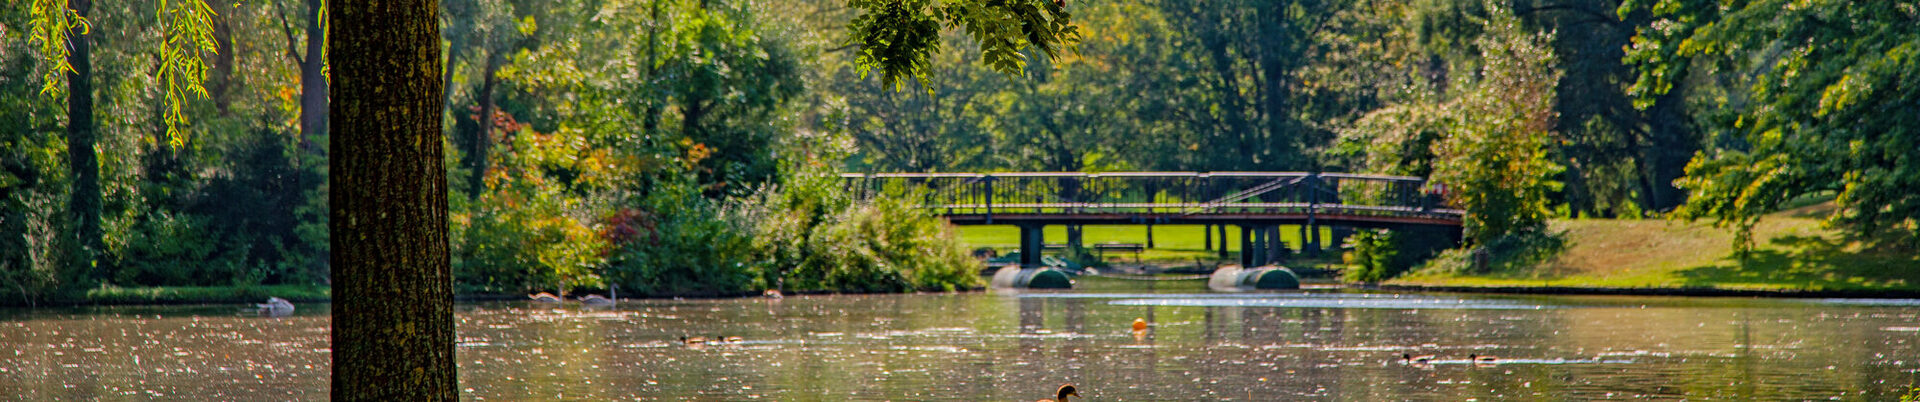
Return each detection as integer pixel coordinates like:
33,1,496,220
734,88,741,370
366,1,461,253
1622,0,1920,247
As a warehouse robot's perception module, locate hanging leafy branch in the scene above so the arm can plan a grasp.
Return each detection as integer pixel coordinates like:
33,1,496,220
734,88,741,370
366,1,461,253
158,0,220,147
29,0,219,147
845,0,1079,90
27,0,87,97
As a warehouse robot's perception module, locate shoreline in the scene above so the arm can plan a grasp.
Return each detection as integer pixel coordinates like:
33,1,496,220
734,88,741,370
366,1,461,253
1365,283,1920,299
1,286,995,308
14,281,1920,308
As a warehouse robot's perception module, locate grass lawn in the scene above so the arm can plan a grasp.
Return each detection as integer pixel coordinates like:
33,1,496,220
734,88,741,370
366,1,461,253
953,224,1335,265
1393,204,1920,292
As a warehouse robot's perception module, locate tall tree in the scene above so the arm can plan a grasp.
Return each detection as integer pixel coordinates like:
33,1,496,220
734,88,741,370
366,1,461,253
31,0,217,284
1624,0,1920,248
60,0,102,280
329,0,455,399
281,0,328,149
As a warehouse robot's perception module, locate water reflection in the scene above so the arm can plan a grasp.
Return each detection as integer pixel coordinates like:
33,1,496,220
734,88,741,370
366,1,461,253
0,279,1916,400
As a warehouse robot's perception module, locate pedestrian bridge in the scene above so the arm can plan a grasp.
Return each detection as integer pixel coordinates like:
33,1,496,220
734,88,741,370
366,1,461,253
840,172,1464,267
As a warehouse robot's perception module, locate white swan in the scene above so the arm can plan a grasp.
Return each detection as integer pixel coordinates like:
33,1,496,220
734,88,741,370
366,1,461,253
256,297,295,316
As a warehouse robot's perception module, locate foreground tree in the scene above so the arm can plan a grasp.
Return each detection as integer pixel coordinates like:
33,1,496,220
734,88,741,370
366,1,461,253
329,0,455,399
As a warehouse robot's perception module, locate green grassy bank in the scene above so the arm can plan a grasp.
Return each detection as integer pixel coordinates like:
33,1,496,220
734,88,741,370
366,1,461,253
1393,205,1920,292
955,224,1335,265
1,284,332,307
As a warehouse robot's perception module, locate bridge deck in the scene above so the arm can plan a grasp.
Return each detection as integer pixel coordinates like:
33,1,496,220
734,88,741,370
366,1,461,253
845,171,1464,267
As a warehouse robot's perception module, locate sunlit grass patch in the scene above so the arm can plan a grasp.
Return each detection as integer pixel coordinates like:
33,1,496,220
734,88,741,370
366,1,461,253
77,284,331,305
1394,204,1920,292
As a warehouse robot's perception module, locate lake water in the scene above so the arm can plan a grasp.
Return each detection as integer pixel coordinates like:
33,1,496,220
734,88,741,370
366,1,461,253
2,278,1917,400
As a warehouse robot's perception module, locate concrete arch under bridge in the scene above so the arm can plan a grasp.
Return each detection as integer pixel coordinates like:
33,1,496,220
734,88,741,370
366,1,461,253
841,171,1466,268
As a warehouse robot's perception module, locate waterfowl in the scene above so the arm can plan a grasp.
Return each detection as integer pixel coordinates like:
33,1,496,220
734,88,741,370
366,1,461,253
579,285,617,306
529,292,562,303
1469,354,1498,363
763,289,784,299
1037,384,1079,402
1401,353,1435,364
256,297,296,316
722,336,744,343
1132,317,1148,332
679,336,709,345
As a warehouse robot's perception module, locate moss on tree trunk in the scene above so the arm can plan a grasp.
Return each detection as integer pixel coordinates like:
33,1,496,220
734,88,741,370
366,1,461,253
328,0,454,399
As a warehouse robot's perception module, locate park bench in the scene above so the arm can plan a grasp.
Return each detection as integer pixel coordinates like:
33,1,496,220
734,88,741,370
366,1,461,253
1093,242,1146,263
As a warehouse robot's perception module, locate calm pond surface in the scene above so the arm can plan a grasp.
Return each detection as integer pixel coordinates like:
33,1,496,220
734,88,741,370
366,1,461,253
2,278,1918,400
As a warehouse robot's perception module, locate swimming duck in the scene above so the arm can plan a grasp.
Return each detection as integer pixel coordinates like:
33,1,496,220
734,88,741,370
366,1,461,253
1132,317,1148,332
679,336,709,345
256,297,296,316
1469,354,1498,363
529,292,562,303
1401,353,1435,364
1037,384,1079,402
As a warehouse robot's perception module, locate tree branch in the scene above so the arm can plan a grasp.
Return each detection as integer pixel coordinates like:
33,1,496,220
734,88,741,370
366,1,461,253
279,10,305,65
1516,3,1617,23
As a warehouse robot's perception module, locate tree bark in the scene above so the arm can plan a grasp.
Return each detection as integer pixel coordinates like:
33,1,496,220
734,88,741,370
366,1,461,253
468,56,499,199
65,0,102,282
210,0,236,114
329,0,454,400
299,0,329,150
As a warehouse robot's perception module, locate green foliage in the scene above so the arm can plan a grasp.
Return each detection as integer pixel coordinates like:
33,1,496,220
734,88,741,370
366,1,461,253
1625,0,1920,248
64,284,329,306
788,195,979,292
602,181,757,296
846,0,1078,89
1342,230,1399,282
1342,3,1563,245
452,125,610,294
1430,4,1564,245
1342,228,1454,282
1420,230,1566,275
26,0,85,97
30,0,217,145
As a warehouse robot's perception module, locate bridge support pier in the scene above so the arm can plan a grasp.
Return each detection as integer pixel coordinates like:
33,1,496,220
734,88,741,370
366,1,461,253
1018,224,1046,268
1240,224,1280,267
1217,225,1229,259
1267,226,1283,265
1238,225,1253,267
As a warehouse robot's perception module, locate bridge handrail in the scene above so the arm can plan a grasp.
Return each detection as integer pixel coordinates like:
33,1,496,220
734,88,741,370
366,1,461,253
843,171,1459,221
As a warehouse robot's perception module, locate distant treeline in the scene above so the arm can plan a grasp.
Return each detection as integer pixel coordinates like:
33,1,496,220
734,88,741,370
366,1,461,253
2,0,1912,299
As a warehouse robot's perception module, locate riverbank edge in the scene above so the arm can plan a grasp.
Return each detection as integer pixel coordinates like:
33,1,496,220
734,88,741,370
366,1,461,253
1,285,992,307
1363,283,1920,299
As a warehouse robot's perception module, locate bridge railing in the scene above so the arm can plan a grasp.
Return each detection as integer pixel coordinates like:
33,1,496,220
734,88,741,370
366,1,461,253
841,172,1460,218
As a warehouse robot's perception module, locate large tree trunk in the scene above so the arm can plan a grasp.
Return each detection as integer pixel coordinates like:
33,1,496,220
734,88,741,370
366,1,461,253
65,0,102,282
329,0,454,400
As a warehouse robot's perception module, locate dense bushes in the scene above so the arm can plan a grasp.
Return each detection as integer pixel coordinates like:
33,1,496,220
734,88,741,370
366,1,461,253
1342,228,1463,283
788,197,979,293
600,185,757,296
1416,230,1566,276
588,173,981,297
451,129,609,294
